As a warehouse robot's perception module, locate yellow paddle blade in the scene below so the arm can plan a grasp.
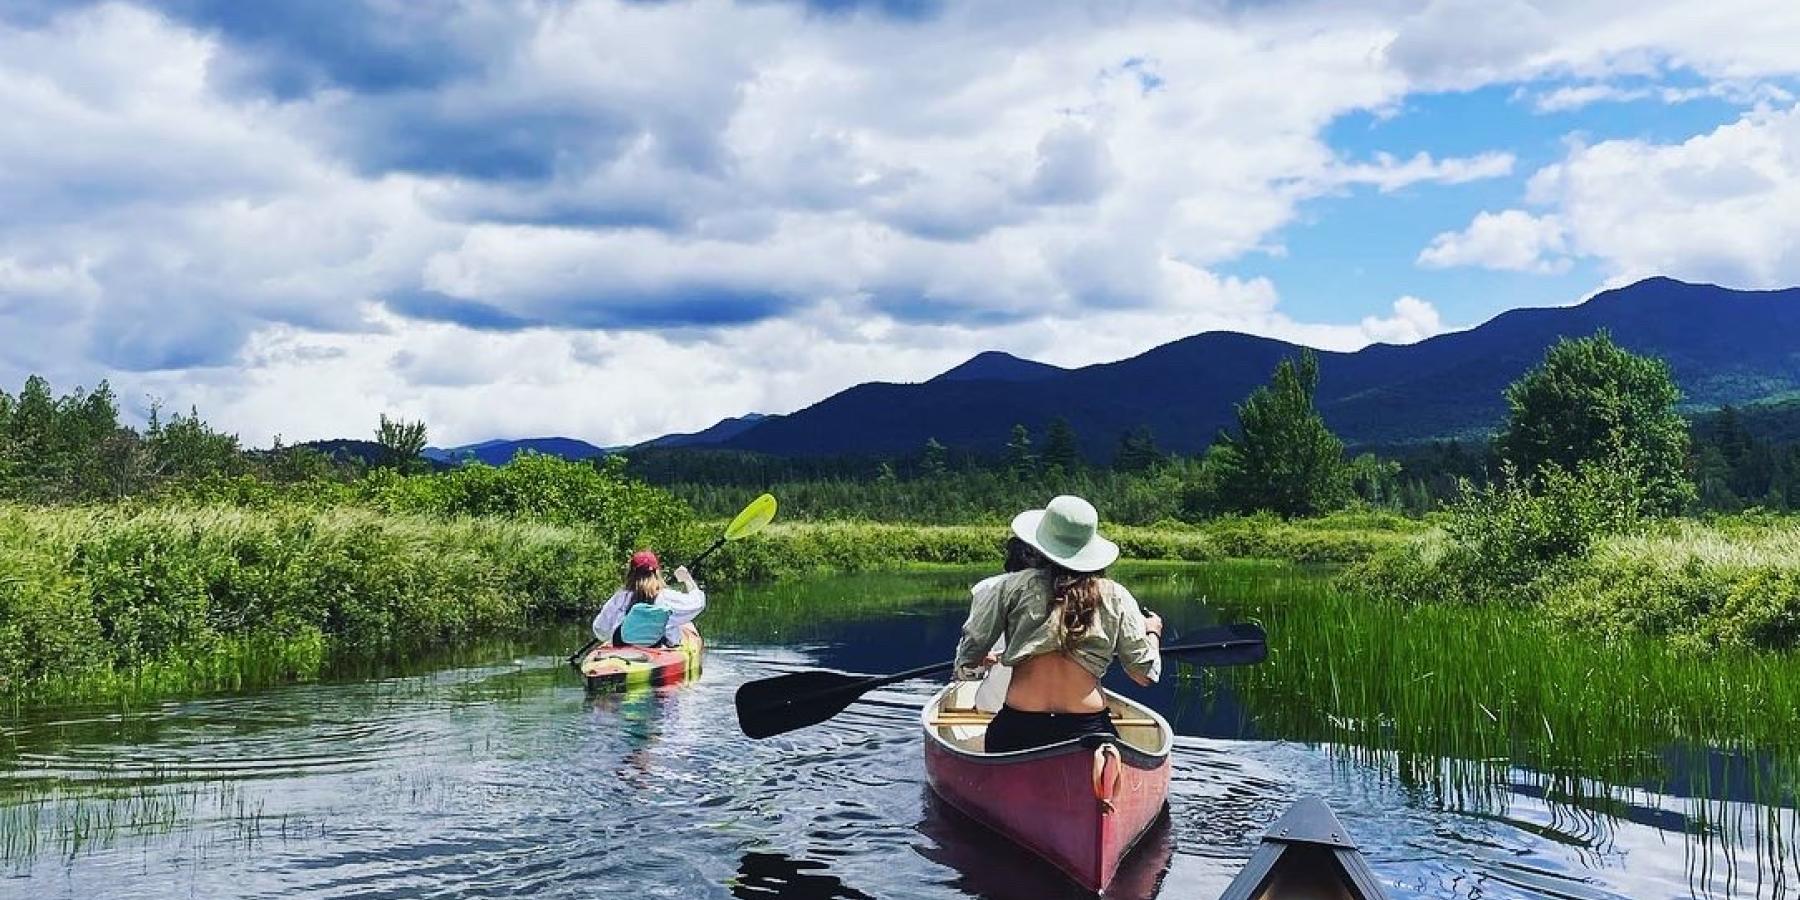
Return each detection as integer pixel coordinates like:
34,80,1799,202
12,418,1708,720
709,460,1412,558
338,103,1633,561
724,493,778,541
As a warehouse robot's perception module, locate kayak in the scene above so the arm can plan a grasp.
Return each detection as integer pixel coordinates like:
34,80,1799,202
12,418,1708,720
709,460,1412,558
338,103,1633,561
575,626,703,691
920,681,1172,893
1218,795,1390,900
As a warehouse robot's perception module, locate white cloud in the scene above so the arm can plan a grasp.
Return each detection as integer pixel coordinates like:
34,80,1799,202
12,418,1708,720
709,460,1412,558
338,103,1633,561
1359,296,1446,344
1328,151,1516,193
1419,103,1800,287
1526,104,1800,286
1418,209,1570,273
2,1,1800,445
1528,79,1796,113
1384,0,1800,89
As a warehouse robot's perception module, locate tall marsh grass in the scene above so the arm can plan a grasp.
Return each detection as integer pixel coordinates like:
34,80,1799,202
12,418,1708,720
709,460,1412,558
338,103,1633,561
699,513,1419,582
1351,514,1800,650
1544,519,1800,650
0,503,1414,705
1201,559,1800,872
0,505,635,705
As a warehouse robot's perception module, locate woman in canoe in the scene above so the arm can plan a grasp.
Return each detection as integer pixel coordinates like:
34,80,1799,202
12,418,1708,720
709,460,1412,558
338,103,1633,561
967,536,1045,712
591,550,705,648
953,495,1163,752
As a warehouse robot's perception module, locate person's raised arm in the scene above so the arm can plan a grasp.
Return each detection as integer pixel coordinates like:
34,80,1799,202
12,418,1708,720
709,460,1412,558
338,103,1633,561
954,580,1007,681
660,565,706,626
1113,584,1162,686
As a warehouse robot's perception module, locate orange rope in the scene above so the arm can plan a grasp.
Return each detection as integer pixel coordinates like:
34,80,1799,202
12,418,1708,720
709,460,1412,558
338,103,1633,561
1091,743,1121,815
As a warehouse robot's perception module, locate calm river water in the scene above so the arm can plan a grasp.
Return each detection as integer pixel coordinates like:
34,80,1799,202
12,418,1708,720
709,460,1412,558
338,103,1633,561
1,564,1795,899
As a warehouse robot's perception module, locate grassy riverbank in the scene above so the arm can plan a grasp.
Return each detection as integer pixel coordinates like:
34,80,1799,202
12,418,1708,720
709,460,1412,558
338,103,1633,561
702,510,1421,581
0,504,1417,706
0,505,634,706
1348,513,1800,651
1186,560,1800,860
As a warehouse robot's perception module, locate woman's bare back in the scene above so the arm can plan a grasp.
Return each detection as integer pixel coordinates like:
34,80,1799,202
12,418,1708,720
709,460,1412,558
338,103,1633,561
1004,652,1106,713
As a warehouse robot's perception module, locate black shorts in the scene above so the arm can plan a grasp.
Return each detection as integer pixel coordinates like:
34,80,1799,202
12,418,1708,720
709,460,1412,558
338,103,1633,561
984,705,1118,753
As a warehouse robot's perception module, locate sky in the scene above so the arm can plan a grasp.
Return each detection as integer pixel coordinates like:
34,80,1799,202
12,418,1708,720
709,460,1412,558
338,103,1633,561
2,0,1799,448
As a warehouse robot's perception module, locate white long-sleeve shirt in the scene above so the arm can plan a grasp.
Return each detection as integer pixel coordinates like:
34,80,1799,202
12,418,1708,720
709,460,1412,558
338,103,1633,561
591,586,706,646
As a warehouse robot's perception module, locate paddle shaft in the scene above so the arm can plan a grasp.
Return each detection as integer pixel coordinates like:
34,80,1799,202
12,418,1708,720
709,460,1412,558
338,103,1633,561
735,624,1268,738
1160,636,1265,655
686,536,727,571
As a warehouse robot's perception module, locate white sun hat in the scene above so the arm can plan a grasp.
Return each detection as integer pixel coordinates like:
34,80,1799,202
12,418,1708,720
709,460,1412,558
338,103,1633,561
1009,495,1119,573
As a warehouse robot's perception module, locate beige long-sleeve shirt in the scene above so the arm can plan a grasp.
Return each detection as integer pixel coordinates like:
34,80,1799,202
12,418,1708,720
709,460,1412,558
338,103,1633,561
953,568,1161,684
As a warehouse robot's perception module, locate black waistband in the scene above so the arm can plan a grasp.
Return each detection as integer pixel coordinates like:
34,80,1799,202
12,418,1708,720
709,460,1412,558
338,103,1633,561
997,705,1111,721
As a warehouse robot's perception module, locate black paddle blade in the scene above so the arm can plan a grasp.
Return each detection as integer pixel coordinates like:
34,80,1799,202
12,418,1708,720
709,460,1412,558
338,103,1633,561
735,669,878,740
1161,622,1269,667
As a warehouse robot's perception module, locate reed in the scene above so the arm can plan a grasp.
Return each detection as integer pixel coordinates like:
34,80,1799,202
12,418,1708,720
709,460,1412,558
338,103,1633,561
0,504,638,706
1194,560,1800,818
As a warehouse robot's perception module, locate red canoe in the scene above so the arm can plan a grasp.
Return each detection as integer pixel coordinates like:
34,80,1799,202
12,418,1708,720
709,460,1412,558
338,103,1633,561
576,626,703,691
921,682,1173,894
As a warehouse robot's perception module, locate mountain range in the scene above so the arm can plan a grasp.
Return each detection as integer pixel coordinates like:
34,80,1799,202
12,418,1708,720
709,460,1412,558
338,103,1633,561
686,277,1800,459
422,436,609,466
409,278,1800,465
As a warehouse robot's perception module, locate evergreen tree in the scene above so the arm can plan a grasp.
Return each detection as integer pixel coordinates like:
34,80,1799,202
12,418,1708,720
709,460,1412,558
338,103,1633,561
1041,417,1082,474
1495,332,1694,515
1004,424,1036,478
921,438,948,477
1113,426,1163,473
1210,351,1350,517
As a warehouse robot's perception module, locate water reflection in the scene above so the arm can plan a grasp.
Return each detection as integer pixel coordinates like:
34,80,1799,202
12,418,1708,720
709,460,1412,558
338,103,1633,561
915,791,1174,900
733,851,876,899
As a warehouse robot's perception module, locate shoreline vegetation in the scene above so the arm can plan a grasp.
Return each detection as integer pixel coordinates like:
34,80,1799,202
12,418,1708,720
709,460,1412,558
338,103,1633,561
0,501,1417,707
5,332,1800,707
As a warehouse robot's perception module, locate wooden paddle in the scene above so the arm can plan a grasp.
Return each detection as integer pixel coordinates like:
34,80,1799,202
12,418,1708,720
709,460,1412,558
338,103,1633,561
734,622,1268,740
567,493,779,668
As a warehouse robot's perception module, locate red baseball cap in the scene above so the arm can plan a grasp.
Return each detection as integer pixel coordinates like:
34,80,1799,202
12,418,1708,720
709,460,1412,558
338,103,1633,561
629,550,660,572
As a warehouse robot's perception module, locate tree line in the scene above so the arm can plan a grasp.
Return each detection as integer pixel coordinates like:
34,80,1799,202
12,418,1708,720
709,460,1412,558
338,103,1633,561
0,376,431,503
2,330,1793,518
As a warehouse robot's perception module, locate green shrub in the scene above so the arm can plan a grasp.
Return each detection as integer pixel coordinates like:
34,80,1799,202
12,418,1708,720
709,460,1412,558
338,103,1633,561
1348,457,1650,606
0,504,651,704
1542,523,1800,649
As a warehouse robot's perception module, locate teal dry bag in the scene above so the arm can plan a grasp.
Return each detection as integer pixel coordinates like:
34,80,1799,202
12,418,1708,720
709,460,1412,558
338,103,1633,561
618,604,673,646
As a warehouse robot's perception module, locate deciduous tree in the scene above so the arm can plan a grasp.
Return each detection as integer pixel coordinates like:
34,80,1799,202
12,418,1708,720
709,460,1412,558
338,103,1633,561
1495,332,1693,514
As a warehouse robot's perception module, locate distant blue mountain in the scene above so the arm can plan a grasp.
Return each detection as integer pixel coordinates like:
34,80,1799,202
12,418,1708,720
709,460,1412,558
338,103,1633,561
295,439,439,469
706,277,1800,459
930,351,1066,383
423,436,608,466
639,413,773,449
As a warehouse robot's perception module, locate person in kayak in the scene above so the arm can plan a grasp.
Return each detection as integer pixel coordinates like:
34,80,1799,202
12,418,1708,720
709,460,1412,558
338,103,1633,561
953,495,1163,753
591,550,705,648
